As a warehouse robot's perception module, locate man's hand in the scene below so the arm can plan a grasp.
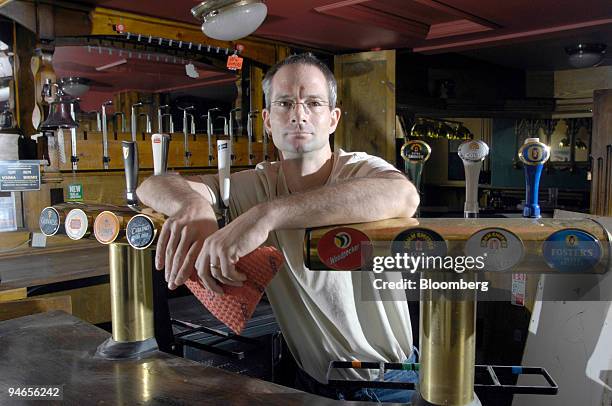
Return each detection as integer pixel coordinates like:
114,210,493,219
192,204,273,294
155,197,218,291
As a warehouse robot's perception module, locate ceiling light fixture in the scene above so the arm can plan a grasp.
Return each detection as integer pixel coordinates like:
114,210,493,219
59,77,90,97
191,0,267,41
565,43,607,69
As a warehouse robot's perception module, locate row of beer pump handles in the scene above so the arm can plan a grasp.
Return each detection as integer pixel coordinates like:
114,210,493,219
39,79,269,172
124,131,232,226
401,136,550,219
99,100,267,170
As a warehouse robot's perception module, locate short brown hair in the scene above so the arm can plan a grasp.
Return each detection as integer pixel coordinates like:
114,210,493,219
262,53,337,110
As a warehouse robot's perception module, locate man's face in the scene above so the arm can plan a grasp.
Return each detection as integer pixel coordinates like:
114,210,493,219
263,64,341,159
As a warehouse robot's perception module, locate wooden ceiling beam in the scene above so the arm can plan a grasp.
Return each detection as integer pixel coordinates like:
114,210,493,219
316,4,429,39
414,18,612,54
90,7,279,67
412,0,501,29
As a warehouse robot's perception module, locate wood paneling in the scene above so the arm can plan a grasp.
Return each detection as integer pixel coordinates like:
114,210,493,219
555,66,612,99
37,284,110,325
0,288,26,302
0,245,108,291
334,50,397,161
0,296,72,322
250,66,265,143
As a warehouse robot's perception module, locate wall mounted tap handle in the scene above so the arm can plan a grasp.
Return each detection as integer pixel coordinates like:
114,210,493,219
122,140,139,208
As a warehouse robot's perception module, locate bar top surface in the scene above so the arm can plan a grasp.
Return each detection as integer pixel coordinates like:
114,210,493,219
0,311,370,405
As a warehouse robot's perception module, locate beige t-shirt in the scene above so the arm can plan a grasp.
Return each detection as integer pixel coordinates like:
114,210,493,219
199,149,413,383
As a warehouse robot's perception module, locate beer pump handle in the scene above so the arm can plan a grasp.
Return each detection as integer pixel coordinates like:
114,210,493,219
400,140,431,194
69,101,79,171
152,133,170,176
179,106,194,167
217,138,231,224
122,141,139,207
518,138,550,218
247,111,259,165
207,107,221,165
458,140,490,218
101,101,112,169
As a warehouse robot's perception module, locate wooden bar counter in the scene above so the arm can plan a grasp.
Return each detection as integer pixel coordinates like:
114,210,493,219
0,311,371,405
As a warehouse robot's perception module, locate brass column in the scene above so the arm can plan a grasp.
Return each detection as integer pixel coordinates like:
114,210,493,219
108,243,155,342
94,242,157,359
420,271,477,406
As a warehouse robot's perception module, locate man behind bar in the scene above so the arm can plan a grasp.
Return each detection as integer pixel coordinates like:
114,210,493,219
137,53,419,402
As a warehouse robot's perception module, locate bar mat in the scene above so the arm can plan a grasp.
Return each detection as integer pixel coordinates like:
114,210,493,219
185,246,284,334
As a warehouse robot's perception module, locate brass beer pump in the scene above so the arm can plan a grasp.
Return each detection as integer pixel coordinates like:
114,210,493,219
94,139,158,359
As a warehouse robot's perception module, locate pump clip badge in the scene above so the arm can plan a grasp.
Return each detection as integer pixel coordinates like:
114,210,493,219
458,140,489,162
401,140,431,163
518,141,550,166
317,227,371,271
542,229,602,273
392,228,447,258
39,207,60,236
465,228,524,272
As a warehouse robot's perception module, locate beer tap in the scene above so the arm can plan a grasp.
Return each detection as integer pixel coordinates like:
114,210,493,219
96,111,102,132
218,136,231,226
69,98,80,172
400,139,432,217
514,137,551,307
200,114,208,138
179,105,195,166
215,116,228,137
131,102,147,141
188,113,196,136
101,100,113,169
151,133,171,176
161,113,174,134
263,120,270,161
458,140,490,218
247,110,259,165
138,113,152,133
229,108,241,162
519,138,551,218
122,140,140,210
207,107,221,165
157,104,170,133
124,138,166,250
112,111,126,133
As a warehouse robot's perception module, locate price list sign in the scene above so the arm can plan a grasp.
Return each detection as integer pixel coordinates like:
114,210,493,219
0,160,41,192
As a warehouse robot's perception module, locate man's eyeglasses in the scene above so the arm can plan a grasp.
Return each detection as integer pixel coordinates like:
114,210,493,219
270,100,331,114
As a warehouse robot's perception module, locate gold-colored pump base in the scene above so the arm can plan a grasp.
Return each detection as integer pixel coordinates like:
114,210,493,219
95,243,157,359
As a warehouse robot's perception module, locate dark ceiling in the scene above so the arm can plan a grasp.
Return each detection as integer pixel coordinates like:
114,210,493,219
54,0,612,107
73,0,612,69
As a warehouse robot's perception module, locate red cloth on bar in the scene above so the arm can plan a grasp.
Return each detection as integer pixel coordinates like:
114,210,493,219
185,246,284,334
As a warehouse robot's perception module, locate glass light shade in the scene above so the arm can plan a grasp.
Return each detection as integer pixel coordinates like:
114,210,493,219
202,2,267,41
62,83,89,97
59,77,90,97
568,52,604,68
566,44,606,69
